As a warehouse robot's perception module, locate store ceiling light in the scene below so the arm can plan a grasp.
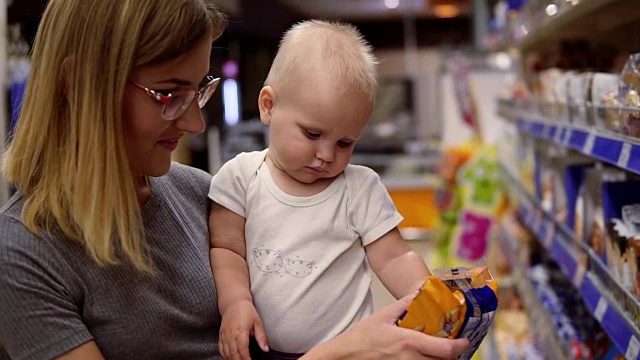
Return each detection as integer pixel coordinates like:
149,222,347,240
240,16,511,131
432,4,459,18
545,4,558,16
383,0,400,10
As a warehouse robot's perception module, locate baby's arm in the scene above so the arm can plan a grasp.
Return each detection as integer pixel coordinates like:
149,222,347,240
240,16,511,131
365,227,431,299
209,202,269,359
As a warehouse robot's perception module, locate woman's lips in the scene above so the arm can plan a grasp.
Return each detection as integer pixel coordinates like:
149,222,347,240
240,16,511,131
158,138,180,151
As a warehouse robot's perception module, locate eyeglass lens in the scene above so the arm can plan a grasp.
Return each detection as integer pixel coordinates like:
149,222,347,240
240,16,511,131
162,77,219,120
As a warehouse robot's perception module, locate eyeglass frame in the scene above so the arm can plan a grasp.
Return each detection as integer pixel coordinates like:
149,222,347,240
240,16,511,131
128,75,221,121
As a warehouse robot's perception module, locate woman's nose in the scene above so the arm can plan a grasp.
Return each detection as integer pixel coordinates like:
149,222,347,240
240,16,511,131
174,102,206,134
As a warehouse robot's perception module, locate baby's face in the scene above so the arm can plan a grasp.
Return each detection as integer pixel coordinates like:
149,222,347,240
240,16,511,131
265,77,373,185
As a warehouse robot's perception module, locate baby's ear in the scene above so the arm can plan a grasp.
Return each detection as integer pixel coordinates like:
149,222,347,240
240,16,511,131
258,86,275,125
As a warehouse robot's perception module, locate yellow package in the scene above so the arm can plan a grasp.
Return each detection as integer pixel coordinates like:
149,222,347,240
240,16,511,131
397,264,499,360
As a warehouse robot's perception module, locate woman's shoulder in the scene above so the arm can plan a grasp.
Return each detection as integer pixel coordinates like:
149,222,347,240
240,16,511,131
152,162,212,205
0,194,55,263
162,162,211,189
167,162,212,182
0,193,29,233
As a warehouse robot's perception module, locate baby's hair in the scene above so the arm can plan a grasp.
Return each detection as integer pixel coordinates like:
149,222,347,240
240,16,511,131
265,19,379,97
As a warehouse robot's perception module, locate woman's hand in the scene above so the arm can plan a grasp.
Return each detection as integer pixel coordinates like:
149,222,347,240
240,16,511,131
303,293,470,360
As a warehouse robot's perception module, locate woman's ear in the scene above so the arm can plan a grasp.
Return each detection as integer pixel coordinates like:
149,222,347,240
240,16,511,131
258,86,275,125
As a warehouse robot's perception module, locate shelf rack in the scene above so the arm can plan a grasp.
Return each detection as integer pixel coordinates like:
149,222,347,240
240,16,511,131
499,100,640,177
496,219,570,359
503,167,640,359
516,0,640,55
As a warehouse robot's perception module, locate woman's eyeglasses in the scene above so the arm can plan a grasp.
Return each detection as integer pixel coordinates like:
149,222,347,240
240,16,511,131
129,76,220,121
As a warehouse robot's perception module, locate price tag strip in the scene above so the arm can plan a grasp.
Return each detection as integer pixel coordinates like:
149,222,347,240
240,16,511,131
563,128,573,147
593,297,608,323
626,336,640,360
572,250,589,288
583,132,596,155
542,124,551,139
534,210,543,232
572,262,587,289
618,142,632,169
543,221,555,249
554,126,564,144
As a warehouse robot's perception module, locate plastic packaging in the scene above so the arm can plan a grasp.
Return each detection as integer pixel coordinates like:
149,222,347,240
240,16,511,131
397,262,498,360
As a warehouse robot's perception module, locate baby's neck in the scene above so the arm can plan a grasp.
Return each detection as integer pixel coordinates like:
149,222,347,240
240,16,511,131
265,158,336,197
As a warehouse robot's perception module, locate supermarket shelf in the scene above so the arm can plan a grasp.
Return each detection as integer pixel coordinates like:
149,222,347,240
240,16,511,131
513,266,570,360
504,112,640,177
517,0,640,54
503,168,640,360
496,222,570,359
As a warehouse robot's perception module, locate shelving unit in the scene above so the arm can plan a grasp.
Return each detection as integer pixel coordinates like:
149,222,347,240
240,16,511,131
503,167,640,359
517,0,640,55
494,1,640,358
496,220,570,359
499,101,640,176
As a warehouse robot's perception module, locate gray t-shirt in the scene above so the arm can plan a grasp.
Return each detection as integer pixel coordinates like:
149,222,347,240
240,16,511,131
0,162,222,360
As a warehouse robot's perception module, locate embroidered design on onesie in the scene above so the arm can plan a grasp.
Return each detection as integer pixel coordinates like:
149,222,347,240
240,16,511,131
284,259,316,277
251,248,317,277
251,248,284,274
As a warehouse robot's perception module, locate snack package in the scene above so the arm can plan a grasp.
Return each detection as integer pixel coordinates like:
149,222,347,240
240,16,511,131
590,72,619,133
619,53,640,138
397,263,498,360
580,165,627,263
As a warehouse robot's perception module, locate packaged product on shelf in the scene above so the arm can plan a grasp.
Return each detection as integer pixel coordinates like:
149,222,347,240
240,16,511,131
564,162,598,243
567,72,593,127
516,134,536,195
449,147,507,264
578,165,627,264
553,71,573,123
528,261,605,360
590,72,620,133
397,263,498,360
601,179,640,321
534,142,594,225
489,282,543,360
538,68,564,119
619,53,640,138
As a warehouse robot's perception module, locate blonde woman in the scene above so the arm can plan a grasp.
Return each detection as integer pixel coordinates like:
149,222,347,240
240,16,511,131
0,0,468,359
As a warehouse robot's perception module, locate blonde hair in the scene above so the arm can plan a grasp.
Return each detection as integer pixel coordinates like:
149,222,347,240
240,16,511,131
265,20,379,97
2,0,225,272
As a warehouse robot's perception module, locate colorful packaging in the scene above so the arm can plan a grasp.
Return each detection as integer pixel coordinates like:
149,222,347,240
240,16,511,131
397,264,498,360
619,53,640,138
580,165,627,263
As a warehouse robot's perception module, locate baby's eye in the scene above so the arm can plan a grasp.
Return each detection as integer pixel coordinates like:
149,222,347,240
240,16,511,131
304,130,321,139
337,140,353,148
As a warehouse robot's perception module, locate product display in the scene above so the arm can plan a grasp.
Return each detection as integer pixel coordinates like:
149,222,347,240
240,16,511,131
602,180,640,301
397,264,498,360
620,53,640,138
578,165,627,263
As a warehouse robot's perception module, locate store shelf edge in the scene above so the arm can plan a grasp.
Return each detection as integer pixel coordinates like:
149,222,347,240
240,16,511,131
513,117,640,177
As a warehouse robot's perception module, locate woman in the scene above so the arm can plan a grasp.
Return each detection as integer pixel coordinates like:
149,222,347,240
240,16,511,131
0,0,469,359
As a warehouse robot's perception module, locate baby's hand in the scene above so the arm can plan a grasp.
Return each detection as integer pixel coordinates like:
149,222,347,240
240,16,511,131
219,300,269,360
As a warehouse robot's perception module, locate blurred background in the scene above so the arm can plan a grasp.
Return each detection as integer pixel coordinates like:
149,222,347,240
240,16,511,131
4,1,640,359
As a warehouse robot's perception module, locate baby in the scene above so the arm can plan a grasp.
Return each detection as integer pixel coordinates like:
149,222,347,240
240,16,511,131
209,19,432,359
